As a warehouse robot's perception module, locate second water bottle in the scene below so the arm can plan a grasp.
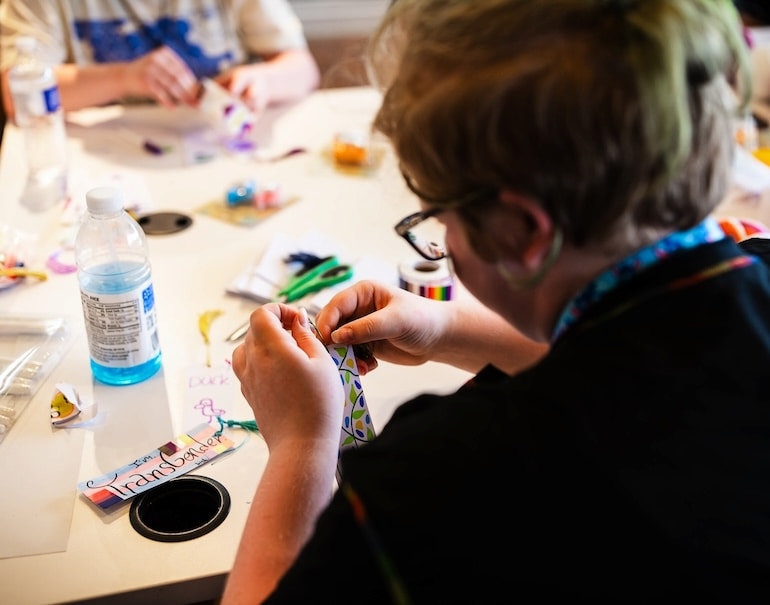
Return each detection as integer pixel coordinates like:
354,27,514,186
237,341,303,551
7,36,68,211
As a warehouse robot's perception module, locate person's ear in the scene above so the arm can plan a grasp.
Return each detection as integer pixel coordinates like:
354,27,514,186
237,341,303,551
493,190,561,290
495,190,556,267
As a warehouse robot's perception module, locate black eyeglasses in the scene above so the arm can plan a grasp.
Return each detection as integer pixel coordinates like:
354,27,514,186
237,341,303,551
394,171,497,261
394,208,449,261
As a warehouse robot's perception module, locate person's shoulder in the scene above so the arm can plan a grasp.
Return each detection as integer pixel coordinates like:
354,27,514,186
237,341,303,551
739,236,770,265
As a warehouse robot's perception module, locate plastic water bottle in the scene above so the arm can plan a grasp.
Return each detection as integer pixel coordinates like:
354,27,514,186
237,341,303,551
75,187,162,385
7,36,68,211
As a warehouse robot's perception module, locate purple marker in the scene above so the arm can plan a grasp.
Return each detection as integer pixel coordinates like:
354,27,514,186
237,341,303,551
143,140,164,155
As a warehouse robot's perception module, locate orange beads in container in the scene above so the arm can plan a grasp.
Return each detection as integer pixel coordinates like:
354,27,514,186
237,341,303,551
332,131,369,166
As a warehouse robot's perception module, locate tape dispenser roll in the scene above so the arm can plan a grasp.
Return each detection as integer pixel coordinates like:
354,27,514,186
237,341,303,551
398,259,455,301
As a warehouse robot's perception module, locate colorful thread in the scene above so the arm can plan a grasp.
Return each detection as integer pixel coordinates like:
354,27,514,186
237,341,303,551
215,415,259,434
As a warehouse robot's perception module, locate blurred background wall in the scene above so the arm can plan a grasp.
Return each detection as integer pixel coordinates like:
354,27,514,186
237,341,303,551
293,0,388,88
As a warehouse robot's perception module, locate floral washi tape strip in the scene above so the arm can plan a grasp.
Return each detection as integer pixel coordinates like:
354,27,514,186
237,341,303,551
327,343,376,484
77,422,234,509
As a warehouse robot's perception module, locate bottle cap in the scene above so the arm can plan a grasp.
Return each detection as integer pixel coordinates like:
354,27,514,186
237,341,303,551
86,186,125,214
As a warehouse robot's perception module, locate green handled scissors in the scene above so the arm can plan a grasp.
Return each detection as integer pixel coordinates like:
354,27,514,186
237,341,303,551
224,255,354,342
277,255,354,303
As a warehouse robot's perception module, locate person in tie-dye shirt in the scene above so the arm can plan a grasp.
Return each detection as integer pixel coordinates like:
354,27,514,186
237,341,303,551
0,0,319,119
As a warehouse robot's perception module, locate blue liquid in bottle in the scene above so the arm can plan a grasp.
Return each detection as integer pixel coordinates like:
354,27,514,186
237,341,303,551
79,260,162,385
76,186,162,386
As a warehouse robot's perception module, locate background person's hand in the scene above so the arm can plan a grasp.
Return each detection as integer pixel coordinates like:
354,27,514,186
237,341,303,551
123,45,200,108
215,64,270,117
231,304,343,451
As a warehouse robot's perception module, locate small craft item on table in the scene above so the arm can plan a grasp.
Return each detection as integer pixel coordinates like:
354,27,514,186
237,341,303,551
253,146,307,163
198,78,256,151
276,253,354,302
198,309,223,368
50,382,99,428
226,231,341,305
333,131,369,166
225,178,285,210
116,128,173,156
323,130,386,177
226,231,398,316
50,383,82,425
398,257,456,301
224,250,354,342
78,422,235,509
0,225,47,291
196,178,299,227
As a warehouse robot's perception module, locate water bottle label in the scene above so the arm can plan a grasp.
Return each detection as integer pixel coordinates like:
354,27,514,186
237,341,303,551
80,278,161,368
42,85,61,113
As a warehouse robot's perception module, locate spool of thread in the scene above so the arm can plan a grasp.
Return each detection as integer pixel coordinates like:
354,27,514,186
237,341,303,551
398,259,455,300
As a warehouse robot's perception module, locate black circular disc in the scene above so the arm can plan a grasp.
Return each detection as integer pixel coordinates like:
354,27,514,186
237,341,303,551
137,211,193,235
129,475,230,542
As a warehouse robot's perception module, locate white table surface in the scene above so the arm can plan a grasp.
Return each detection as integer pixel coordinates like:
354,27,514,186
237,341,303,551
0,87,473,605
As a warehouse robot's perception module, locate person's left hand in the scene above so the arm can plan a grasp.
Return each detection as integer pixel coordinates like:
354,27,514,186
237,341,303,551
215,64,270,116
230,304,343,454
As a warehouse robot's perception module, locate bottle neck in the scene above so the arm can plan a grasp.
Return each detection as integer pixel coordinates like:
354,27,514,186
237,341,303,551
88,207,124,218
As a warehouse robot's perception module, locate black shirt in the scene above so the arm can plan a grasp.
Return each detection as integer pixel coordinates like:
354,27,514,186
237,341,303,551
266,237,770,603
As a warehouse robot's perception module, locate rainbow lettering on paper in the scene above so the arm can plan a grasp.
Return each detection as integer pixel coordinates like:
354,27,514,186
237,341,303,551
78,423,234,509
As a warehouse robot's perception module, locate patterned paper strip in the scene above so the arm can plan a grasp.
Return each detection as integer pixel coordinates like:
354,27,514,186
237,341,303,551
327,344,376,483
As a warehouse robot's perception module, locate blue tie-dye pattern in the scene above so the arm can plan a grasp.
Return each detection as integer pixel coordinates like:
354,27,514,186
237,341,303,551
73,17,233,79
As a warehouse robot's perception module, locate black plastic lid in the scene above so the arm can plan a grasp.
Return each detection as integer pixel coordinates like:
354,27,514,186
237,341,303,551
129,475,230,542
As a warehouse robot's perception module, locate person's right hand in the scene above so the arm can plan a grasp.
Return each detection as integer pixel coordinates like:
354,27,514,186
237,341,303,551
122,46,199,108
314,280,451,375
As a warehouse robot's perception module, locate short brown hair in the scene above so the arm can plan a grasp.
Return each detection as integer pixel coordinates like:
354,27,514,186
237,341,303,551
368,0,750,254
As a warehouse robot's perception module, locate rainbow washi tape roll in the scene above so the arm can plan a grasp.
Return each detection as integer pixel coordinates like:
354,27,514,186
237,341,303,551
398,259,455,300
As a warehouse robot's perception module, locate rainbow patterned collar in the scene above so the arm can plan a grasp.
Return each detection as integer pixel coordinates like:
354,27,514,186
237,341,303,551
551,217,726,342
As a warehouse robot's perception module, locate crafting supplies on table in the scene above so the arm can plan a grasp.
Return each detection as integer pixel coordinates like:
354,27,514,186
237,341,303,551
0,314,74,444
226,231,398,311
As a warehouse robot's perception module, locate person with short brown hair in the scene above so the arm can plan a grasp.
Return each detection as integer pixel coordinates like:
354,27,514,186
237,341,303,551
223,1,770,602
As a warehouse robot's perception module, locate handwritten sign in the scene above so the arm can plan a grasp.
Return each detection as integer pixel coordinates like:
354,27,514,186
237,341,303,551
78,423,234,509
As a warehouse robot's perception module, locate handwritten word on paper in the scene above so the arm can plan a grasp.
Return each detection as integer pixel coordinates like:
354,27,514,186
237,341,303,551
78,423,234,509
183,362,237,429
